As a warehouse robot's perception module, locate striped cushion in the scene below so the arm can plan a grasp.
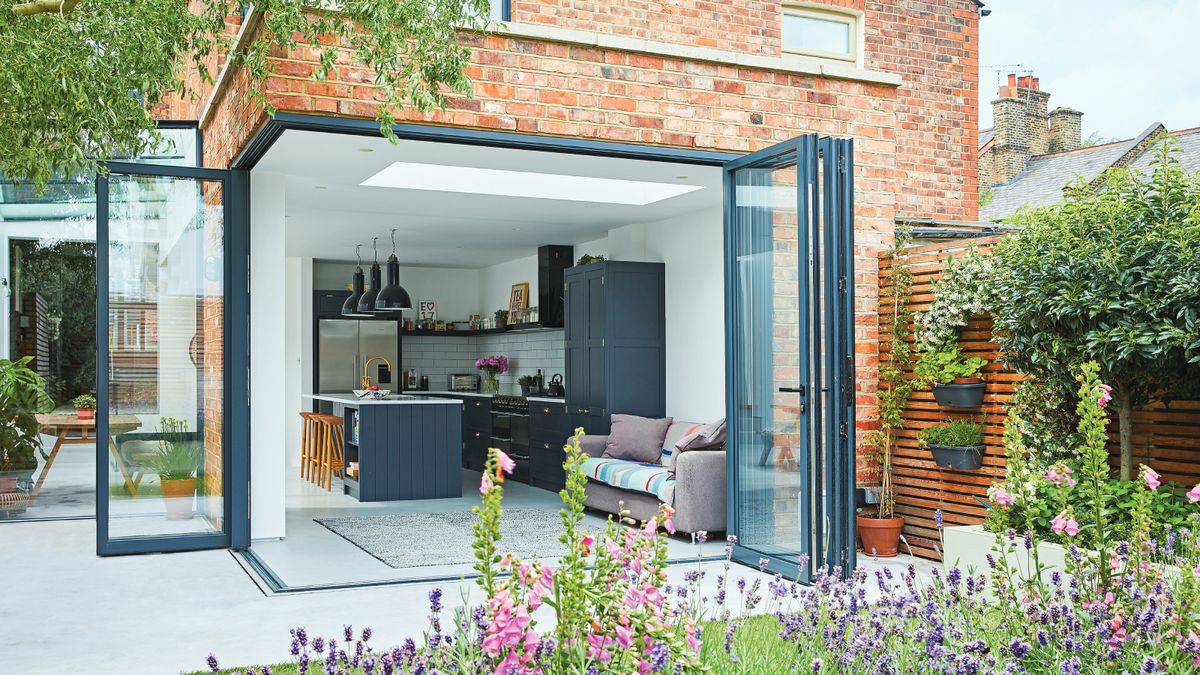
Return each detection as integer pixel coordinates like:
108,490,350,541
582,457,676,505
659,422,704,466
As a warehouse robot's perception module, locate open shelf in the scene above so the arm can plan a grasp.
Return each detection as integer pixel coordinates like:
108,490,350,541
401,324,562,337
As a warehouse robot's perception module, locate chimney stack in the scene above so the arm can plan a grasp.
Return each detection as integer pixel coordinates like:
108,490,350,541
987,73,1072,185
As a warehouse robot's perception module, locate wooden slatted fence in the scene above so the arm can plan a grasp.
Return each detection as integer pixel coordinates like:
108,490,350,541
878,237,1200,560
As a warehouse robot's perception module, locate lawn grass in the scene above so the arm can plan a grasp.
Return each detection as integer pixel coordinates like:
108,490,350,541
187,616,789,674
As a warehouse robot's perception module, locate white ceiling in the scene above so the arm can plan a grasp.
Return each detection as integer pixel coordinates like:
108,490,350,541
255,130,722,268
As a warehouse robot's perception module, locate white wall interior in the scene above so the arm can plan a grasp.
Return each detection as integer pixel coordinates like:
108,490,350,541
249,172,288,540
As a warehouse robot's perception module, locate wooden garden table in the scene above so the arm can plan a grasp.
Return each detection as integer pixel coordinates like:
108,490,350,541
30,413,144,501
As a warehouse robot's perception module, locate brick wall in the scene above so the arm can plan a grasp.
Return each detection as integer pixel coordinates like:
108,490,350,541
511,0,780,55
193,2,980,486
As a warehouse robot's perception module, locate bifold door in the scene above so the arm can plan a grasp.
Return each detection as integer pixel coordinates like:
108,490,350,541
96,162,247,555
724,136,856,582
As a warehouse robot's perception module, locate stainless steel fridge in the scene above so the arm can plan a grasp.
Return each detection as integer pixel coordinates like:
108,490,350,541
317,319,399,393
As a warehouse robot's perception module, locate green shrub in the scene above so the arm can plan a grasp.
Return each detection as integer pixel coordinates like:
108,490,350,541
0,356,54,473
913,342,987,385
917,418,983,447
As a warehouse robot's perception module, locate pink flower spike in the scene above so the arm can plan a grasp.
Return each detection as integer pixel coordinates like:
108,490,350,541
1187,484,1200,502
1050,513,1066,535
580,534,595,556
642,518,658,537
479,473,494,495
1051,511,1078,536
991,487,1016,507
1096,383,1113,407
1140,465,1161,491
496,451,516,476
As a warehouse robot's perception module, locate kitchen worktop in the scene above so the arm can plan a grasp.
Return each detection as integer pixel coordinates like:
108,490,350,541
420,390,566,404
304,393,459,406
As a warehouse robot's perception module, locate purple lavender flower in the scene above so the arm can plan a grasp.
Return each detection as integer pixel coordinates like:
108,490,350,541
934,509,943,530
207,654,219,672
695,530,708,544
649,641,670,671
428,588,443,613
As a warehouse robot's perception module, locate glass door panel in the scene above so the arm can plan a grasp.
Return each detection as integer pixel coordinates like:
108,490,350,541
725,135,855,581
98,167,230,552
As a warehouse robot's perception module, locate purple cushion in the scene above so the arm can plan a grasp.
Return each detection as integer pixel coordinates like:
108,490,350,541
602,414,673,463
670,418,726,476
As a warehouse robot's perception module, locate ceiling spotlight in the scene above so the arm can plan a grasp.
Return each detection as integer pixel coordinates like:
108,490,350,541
314,185,328,190
359,148,375,153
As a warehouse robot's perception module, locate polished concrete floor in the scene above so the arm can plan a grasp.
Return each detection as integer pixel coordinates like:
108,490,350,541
250,468,725,589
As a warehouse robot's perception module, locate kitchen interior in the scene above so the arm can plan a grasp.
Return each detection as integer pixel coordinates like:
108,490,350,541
247,130,726,586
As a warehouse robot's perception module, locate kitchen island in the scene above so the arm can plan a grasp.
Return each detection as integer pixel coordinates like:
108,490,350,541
305,393,462,502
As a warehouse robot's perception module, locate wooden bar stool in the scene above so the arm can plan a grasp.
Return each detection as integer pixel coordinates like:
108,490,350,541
312,414,345,491
299,412,319,482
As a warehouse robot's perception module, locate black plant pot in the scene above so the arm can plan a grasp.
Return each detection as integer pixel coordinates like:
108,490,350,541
932,382,986,408
929,444,985,470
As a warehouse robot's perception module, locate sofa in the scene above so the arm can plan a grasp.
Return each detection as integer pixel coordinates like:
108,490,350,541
570,420,726,535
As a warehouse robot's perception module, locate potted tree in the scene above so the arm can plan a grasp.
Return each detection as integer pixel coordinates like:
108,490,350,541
517,374,539,396
858,230,912,558
914,343,987,408
0,357,54,500
72,393,97,420
918,418,985,470
147,417,201,520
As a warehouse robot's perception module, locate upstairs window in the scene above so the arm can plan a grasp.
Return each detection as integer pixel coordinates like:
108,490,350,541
782,4,860,63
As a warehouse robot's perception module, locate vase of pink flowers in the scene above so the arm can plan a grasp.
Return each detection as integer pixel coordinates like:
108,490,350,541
475,355,508,393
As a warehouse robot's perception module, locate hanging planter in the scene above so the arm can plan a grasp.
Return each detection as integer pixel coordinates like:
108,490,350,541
932,378,986,408
927,443,985,470
918,419,985,471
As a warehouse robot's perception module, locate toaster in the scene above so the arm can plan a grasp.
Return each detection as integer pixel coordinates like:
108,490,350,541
448,373,481,392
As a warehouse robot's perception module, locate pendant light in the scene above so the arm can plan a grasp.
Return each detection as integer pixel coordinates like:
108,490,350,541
357,237,384,313
341,244,373,317
375,228,413,311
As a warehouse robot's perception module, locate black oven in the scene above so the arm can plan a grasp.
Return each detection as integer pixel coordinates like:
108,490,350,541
491,395,530,484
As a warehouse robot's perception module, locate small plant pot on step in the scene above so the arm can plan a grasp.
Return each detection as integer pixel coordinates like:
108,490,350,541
76,408,95,420
857,514,904,557
932,379,986,408
929,444,985,470
160,477,197,520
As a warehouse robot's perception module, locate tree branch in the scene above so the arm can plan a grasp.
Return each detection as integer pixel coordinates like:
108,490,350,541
12,0,82,17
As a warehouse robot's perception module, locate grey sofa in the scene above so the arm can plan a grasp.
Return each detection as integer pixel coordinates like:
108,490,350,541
571,425,726,535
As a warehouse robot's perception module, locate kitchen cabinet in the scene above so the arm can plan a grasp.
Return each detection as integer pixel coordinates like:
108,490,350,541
530,401,572,492
563,261,665,436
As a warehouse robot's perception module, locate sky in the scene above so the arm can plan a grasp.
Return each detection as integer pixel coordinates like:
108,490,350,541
978,1,1200,141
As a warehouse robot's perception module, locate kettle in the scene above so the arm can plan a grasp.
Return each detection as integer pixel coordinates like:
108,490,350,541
547,373,565,398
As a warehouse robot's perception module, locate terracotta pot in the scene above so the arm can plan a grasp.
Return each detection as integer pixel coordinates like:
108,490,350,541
160,477,197,520
0,474,18,492
857,514,904,557
76,408,95,420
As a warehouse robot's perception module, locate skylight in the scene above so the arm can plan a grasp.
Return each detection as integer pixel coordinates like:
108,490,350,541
360,162,704,205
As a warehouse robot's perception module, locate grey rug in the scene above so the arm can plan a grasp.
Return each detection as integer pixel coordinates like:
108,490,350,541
314,508,571,569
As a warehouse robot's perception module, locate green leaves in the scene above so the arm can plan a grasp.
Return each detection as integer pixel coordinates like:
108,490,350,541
2,1,494,187
0,356,54,473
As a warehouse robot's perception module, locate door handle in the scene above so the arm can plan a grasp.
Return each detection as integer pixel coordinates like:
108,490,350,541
778,386,806,394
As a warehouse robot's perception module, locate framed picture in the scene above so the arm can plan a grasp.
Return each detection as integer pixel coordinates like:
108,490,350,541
417,299,437,321
508,283,529,317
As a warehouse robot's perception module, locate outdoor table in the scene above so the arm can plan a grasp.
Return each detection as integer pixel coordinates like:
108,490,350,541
29,413,144,501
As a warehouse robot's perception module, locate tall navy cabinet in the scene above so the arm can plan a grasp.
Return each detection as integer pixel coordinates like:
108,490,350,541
563,261,666,434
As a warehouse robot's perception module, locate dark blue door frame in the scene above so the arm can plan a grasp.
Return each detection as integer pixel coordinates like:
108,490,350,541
95,161,249,555
218,115,853,574
722,135,856,581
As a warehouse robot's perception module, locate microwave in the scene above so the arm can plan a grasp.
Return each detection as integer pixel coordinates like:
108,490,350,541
448,374,480,392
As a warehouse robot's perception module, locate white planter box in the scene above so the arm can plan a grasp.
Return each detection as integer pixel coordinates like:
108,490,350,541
942,525,1182,595
942,524,1068,591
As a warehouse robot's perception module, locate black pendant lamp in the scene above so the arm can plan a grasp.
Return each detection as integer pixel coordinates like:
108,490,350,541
341,244,373,317
375,228,412,312
357,237,384,313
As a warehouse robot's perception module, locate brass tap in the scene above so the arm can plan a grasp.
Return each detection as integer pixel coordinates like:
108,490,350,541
361,355,392,389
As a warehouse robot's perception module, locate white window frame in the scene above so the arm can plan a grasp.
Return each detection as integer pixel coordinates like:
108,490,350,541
781,4,862,65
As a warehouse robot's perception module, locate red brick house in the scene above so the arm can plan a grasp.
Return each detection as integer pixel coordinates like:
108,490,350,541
86,1,982,578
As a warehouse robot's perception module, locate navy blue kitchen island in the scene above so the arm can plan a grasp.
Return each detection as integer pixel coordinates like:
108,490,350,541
307,394,462,501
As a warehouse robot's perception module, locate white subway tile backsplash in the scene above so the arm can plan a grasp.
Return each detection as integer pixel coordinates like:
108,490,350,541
400,330,565,389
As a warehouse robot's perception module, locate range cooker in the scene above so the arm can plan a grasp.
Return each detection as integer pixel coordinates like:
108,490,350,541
490,395,531,483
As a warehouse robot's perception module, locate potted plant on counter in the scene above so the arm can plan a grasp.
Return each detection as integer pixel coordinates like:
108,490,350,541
72,393,97,420
517,374,539,396
914,342,988,408
475,355,508,393
493,309,509,329
0,357,53,500
148,417,201,520
918,418,985,470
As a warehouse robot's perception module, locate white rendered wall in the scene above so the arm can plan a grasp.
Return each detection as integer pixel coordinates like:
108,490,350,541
643,209,726,423
249,172,287,540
